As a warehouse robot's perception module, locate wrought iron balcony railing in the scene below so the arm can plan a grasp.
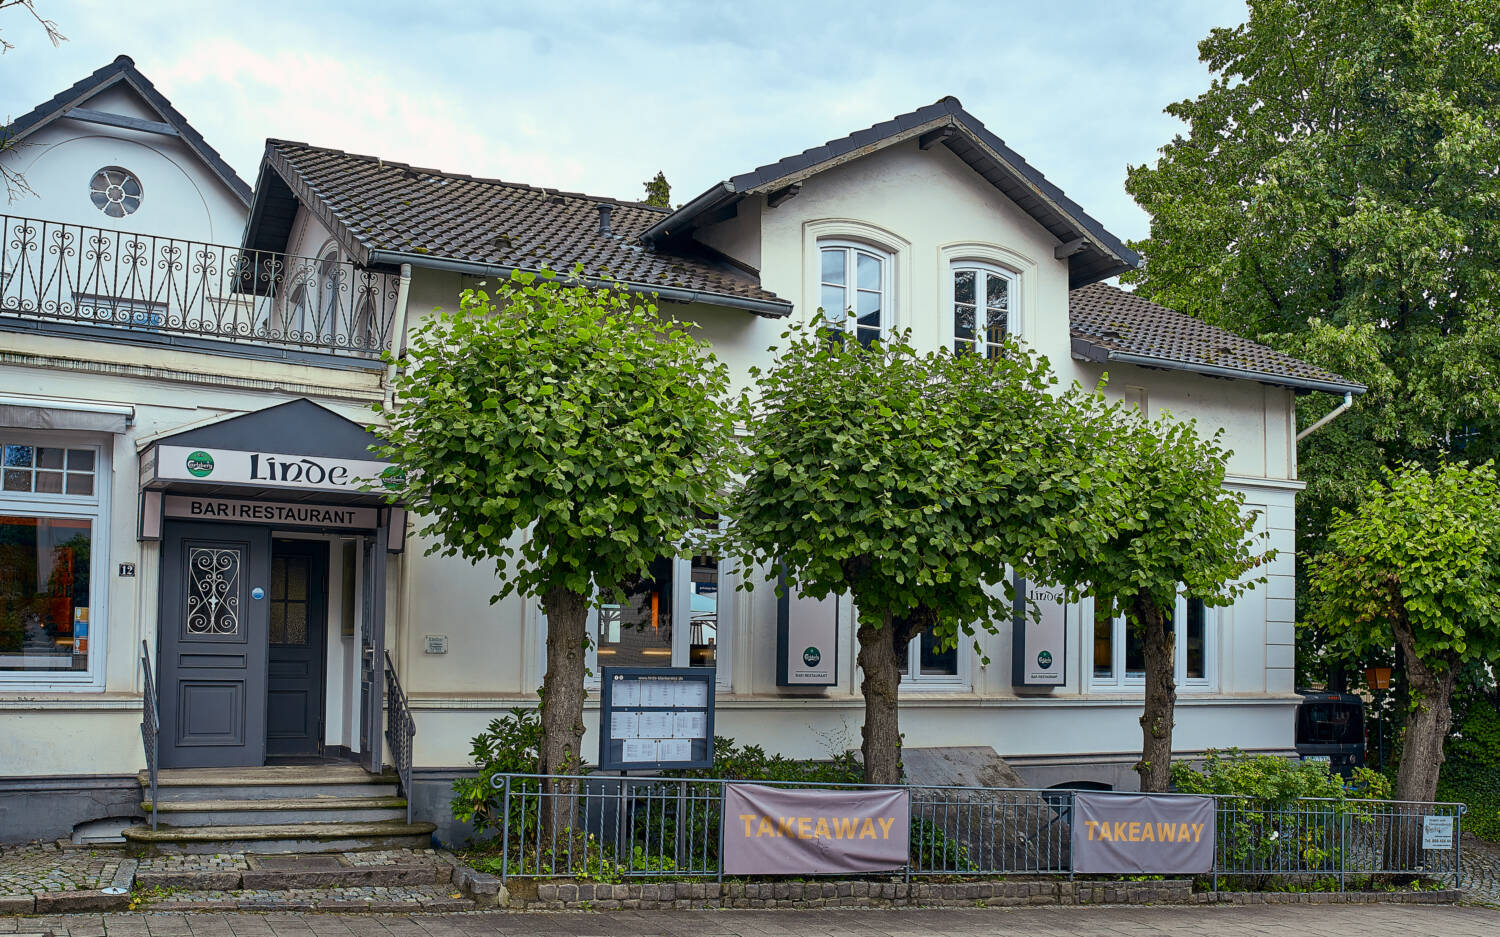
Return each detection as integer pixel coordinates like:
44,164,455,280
0,214,400,358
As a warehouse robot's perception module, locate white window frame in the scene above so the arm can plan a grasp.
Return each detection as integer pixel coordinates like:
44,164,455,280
0,433,111,691
948,261,1018,357
576,552,736,694
818,240,893,344
1086,594,1216,693
898,627,969,691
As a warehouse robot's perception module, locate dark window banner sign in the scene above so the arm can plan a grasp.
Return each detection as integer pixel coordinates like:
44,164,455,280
1071,792,1215,874
775,566,838,687
1012,575,1067,688
164,495,379,530
723,783,910,875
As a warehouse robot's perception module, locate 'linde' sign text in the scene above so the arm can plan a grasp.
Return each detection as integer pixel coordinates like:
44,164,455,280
155,445,393,493
1071,792,1215,874
722,783,909,875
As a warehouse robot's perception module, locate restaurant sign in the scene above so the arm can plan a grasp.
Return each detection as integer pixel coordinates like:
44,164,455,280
1071,792,1215,874
163,495,379,530
722,783,910,875
152,445,396,493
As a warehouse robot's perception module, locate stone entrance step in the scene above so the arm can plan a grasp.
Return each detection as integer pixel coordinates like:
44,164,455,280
121,820,437,855
134,850,453,890
145,795,410,826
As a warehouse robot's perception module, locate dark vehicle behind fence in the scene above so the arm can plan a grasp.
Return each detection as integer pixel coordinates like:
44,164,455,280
1295,691,1366,777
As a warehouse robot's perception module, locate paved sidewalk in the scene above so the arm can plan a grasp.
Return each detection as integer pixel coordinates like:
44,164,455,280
0,906,1496,937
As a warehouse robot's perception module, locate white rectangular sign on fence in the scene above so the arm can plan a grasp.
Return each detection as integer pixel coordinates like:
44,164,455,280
1422,815,1455,850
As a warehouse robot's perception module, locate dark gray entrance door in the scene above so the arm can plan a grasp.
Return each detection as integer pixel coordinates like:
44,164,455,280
266,540,328,757
159,522,271,768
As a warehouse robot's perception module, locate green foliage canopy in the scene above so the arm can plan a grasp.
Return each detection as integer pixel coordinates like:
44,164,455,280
1123,0,1500,560
1309,461,1500,671
373,269,737,607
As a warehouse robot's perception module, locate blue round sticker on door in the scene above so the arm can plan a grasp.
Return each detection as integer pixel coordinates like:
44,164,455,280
251,587,265,600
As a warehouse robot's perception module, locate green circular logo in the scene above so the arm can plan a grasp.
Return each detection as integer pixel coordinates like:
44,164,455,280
802,646,822,667
185,450,215,478
379,465,404,490
1037,650,1053,670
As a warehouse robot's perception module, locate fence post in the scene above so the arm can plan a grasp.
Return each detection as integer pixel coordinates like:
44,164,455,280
500,775,511,884
1456,806,1464,891
717,781,726,884
1338,803,1347,893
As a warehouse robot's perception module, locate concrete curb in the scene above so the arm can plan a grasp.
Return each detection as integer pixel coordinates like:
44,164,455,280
437,852,506,908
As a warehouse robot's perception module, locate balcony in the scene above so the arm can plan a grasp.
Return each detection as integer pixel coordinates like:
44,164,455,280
0,214,400,364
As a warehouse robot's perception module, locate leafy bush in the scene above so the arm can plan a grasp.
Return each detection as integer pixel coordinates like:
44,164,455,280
451,707,541,837
667,736,862,784
1438,699,1500,841
1172,749,1390,888
910,817,976,872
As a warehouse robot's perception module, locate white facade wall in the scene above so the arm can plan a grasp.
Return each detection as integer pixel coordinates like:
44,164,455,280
0,112,1308,804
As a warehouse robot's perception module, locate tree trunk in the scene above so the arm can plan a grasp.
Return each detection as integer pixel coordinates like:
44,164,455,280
1135,594,1176,793
1391,644,1458,806
538,584,588,854
539,584,589,776
857,611,911,785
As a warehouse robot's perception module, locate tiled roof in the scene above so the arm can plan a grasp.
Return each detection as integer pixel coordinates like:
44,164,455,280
4,55,251,204
1069,283,1364,395
645,96,1139,289
263,141,791,316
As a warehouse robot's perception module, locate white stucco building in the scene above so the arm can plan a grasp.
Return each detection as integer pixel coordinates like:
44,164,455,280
0,66,1362,846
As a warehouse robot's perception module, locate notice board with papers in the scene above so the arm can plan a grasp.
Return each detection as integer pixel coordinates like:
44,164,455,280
598,667,716,771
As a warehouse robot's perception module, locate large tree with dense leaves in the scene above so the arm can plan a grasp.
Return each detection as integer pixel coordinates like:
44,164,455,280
1309,461,1500,805
375,269,736,779
1123,0,1500,678
729,324,1121,784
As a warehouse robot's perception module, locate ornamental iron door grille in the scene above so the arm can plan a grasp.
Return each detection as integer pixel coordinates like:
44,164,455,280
186,546,241,635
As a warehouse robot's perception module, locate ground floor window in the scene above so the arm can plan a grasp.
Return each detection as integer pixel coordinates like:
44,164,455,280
899,628,964,687
0,439,106,685
1090,595,1212,689
587,551,730,688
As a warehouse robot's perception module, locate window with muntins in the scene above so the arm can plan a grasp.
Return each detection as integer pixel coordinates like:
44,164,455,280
1090,596,1213,689
951,262,1014,356
0,439,106,685
819,242,889,346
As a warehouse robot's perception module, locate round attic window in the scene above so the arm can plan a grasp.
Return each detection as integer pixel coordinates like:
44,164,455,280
89,166,142,218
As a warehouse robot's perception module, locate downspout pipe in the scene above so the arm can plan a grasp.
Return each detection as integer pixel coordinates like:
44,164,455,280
383,263,414,409
1296,392,1355,442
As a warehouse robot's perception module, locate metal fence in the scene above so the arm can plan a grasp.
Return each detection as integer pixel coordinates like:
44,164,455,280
486,772,1464,891
0,214,400,356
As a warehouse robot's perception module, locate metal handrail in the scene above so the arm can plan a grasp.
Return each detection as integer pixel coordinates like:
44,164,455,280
0,213,400,356
384,650,416,823
138,640,160,831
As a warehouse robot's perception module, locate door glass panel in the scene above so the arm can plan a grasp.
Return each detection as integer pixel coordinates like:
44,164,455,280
688,554,718,669
270,553,313,646
0,514,92,672
186,546,241,635
596,558,673,668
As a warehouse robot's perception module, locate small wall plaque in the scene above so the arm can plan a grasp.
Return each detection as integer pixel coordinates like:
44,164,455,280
118,563,136,577
424,634,448,654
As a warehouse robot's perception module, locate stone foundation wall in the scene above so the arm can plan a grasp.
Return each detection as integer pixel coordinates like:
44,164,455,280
493,877,1459,910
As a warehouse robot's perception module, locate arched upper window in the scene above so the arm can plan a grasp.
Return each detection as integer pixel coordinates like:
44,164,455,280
819,241,890,346
950,262,1015,357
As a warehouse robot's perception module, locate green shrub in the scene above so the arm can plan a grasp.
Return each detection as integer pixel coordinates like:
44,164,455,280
1173,749,1390,889
451,707,541,837
1438,700,1500,841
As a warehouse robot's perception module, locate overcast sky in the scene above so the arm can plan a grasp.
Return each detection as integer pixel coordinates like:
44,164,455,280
4,0,1245,243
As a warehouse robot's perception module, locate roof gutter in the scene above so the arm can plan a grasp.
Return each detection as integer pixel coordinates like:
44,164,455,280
640,181,738,244
1081,345,1367,396
367,249,793,318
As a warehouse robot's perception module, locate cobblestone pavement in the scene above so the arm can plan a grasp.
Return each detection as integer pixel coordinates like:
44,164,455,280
136,886,471,912
1463,834,1500,907
0,845,133,897
0,906,1495,937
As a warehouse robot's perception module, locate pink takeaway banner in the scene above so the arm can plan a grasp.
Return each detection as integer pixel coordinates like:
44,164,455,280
1071,792,1216,874
723,783,911,875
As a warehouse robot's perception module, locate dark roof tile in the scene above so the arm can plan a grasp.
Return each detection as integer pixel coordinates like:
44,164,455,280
263,141,789,315
1069,283,1364,395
